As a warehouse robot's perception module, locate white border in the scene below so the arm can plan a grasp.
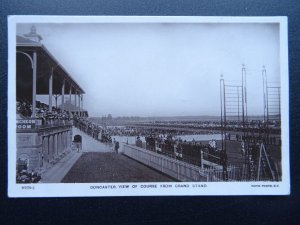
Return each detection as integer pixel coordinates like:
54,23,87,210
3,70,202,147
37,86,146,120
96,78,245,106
8,16,290,197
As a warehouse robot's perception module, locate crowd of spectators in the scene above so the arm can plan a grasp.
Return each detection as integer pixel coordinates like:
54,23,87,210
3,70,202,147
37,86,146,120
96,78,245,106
73,116,112,143
144,134,223,167
16,158,41,183
35,101,70,125
16,98,32,117
17,98,71,126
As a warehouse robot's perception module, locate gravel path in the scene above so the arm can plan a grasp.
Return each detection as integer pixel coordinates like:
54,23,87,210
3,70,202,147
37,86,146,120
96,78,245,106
41,151,83,183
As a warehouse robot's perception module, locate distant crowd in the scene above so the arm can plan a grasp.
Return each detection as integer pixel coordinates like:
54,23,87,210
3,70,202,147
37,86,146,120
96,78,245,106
133,119,281,134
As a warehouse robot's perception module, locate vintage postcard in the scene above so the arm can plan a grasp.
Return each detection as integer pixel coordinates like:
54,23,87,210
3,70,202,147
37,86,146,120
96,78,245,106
7,16,289,197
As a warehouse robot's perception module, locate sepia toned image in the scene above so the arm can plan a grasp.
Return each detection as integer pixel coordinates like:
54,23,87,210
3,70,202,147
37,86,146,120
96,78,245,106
8,16,289,196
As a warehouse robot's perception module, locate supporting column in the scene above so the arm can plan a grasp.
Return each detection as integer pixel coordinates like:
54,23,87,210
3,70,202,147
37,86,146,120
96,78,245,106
65,131,68,151
67,131,69,150
69,86,72,115
75,90,77,115
79,92,82,116
61,132,64,153
81,95,84,116
55,134,58,156
42,137,46,167
57,133,60,155
52,134,55,158
52,134,55,159
70,130,72,148
61,132,64,154
49,67,53,112
60,132,64,152
57,133,61,155
61,132,64,152
49,135,53,161
54,95,59,109
78,94,80,116
63,132,66,152
31,52,37,118
61,79,65,111
47,136,50,163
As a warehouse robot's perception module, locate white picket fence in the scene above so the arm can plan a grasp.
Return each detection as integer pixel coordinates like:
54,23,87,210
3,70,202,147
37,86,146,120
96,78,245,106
123,144,242,182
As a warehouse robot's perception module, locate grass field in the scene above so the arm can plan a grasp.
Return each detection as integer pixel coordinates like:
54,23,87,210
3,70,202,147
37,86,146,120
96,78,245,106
62,152,175,183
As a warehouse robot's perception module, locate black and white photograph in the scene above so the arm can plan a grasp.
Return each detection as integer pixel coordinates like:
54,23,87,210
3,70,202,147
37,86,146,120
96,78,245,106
8,16,289,196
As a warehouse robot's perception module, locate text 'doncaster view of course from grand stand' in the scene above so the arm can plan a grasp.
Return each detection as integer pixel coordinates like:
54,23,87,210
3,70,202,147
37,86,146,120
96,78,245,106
9,16,289,196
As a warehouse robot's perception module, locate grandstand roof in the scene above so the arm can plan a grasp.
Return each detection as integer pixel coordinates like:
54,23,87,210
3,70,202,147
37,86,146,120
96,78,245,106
17,35,85,95
17,35,41,45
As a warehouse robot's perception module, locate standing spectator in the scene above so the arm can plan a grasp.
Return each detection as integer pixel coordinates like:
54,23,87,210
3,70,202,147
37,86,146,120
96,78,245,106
115,141,119,153
136,136,143,148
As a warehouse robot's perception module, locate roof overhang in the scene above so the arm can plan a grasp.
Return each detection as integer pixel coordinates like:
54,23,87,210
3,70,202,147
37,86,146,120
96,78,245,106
17,36,85,95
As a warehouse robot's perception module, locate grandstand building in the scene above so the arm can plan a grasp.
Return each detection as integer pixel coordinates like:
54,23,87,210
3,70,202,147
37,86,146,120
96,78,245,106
16,26,86,176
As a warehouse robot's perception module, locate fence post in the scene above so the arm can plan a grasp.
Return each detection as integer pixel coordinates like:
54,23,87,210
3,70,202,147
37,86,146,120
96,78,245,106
201,150,204,169
177,163,180,180
207,169,210,182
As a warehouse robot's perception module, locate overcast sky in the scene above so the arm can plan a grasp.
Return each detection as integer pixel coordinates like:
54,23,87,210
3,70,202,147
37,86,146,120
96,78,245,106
17,22,280,117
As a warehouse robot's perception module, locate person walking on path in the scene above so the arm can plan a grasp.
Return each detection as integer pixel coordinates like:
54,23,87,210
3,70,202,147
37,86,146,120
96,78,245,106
115,141,119,153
